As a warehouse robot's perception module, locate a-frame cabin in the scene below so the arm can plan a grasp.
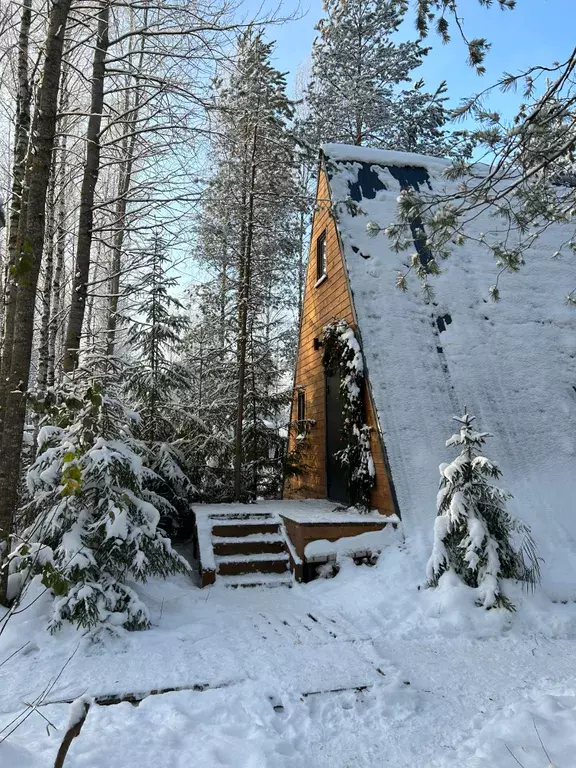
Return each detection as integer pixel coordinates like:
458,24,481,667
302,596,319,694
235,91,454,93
283,148,398,518
284,143,576,590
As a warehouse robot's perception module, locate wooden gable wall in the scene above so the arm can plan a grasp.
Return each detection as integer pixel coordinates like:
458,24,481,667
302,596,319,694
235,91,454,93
283,167,397,516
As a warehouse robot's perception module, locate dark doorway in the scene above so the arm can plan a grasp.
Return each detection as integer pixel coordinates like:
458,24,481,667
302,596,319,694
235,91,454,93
325,371,350,504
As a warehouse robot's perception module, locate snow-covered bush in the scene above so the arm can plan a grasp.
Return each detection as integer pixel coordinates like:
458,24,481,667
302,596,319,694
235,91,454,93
426,409,540,610
14,384,189,632
143,440,196,540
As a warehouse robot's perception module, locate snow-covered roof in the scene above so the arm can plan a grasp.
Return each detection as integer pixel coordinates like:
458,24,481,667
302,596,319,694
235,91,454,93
322,143,576,593
322,142,454,174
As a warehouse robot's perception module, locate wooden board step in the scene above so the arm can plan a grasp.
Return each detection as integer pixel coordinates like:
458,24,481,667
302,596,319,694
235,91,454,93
219,572,293,588
215,533,285,543
212,522,281,537
216,552,290,564
216,553,290,576
208,512,275,521
195,505,292,586
213,538,287,556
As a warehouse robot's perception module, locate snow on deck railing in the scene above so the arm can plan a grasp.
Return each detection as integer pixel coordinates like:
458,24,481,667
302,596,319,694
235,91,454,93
304,528,392,562
280,519,303,566
195,510,216,573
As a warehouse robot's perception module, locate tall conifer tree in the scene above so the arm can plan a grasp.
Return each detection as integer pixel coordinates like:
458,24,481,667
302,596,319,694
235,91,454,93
192,28,299,500
126,234,195,538
303,0,453,155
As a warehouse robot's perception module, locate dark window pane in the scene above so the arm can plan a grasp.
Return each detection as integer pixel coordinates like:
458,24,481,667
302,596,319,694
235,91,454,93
297,391,306,429
327,161,387,202
316,231,327,279
348,163,386,202
409,216,433,266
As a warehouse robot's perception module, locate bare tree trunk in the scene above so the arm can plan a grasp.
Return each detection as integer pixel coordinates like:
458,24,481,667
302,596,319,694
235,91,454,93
57,262,68,386
47,92,69,389
106,15,146,360
250,318,257,498
197,330,203,415
219,258,227,355
6,0,32,275
0,0,32,417
0,0,72,606
0,235,5,335
63,1,110,372
48,227,65,388
84,240,104,359
105,121,138,358
37,160,57,391
233,124,258,501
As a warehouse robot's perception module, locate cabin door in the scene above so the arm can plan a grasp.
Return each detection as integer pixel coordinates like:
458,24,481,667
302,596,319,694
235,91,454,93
325,371,350,504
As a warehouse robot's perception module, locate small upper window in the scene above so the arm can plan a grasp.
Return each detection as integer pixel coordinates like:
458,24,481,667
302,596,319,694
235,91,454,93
297,391,306,422
316,231,327,281
297,391,306,432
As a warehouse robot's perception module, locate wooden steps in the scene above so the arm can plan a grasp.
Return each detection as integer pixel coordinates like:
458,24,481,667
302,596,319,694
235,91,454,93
216,552,290,576
196,501,396,587
218,572,293,588
211,522,281,537
196,509,293,587
213,537,287,556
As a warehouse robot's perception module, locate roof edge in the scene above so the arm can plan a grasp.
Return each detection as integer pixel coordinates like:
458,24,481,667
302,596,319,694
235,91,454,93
320,142,488,177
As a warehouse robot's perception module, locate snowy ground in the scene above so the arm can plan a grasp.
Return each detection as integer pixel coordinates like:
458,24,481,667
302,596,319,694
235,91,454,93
2,528,576,767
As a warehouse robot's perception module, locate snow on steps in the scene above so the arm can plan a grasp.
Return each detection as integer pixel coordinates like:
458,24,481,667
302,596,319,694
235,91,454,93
217,572,293,588
214,533,285,543
211,513,276,527
209,512,275,520
216,552,290,564
195,505,293,587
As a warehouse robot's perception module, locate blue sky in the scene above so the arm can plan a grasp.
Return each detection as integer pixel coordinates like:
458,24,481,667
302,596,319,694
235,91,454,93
252,0,575,117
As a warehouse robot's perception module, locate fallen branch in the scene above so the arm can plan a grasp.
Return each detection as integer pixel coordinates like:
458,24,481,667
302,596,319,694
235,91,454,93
46,679,234,708
54,696,91,768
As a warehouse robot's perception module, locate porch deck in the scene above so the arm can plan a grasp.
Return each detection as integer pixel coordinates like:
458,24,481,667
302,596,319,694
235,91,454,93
194,500,398,586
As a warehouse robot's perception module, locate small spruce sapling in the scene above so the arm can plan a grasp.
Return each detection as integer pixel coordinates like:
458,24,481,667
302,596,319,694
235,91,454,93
125,233,195,538
426,409,540,610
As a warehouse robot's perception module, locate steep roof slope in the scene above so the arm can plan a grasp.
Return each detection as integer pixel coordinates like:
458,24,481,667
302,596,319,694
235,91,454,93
323,143,576,592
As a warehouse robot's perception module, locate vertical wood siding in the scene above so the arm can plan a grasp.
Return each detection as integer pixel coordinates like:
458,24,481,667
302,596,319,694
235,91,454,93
284,169,396,516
